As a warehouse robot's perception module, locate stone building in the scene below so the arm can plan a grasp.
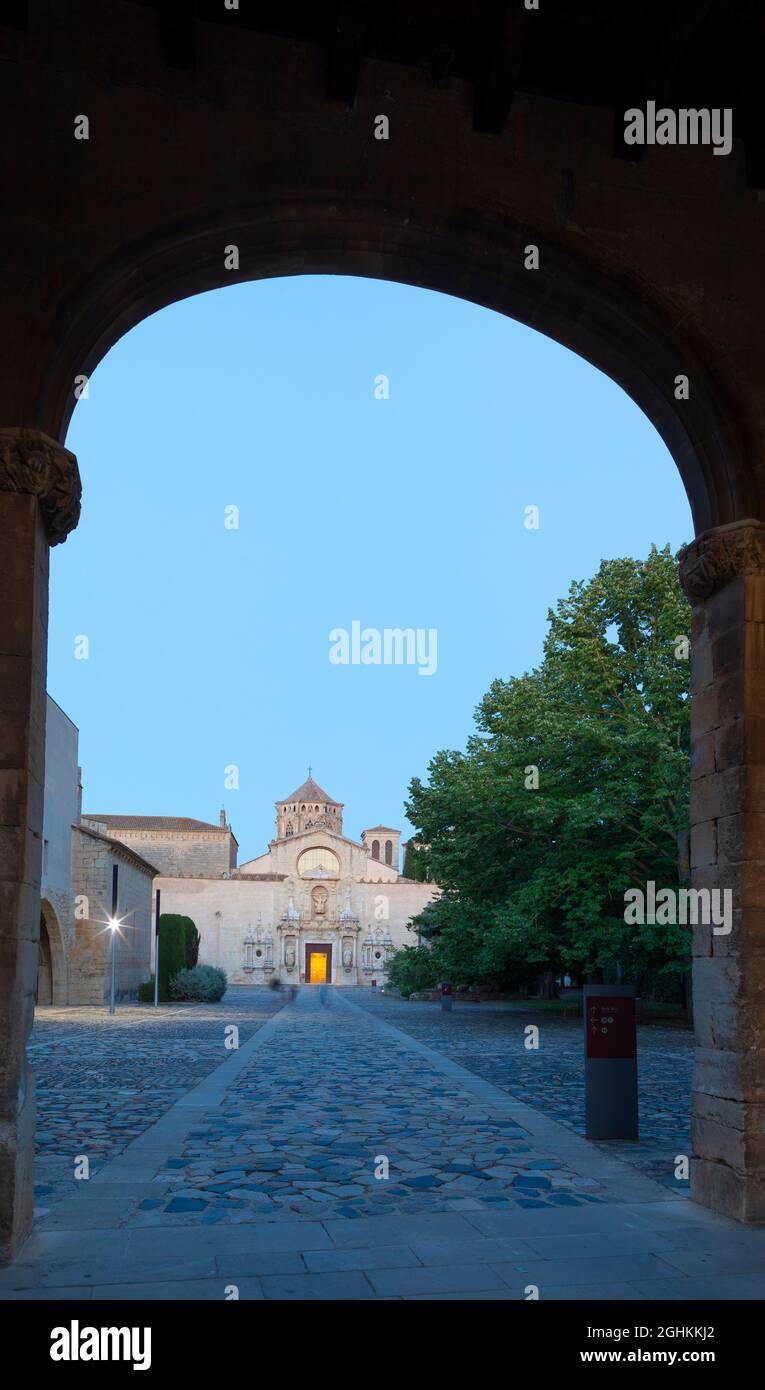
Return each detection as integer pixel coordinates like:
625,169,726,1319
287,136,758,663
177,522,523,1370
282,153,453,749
81,812,237,878
141,776,436,987
38,698,157,1007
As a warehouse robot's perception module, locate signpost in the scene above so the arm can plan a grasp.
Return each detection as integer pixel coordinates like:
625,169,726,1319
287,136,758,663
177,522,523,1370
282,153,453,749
440,981,453,1012
584,983,638,1139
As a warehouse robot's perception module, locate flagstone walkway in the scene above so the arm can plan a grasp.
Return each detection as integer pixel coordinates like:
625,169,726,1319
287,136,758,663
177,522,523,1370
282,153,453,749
2,986,765,1301
351,992,694,1194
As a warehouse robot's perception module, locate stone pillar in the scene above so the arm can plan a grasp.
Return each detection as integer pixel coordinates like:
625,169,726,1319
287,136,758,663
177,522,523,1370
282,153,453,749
680,519,765,1222
0,428,80,1262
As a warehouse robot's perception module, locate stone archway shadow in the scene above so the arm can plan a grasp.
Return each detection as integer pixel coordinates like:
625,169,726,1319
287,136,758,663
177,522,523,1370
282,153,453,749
37,200,755,534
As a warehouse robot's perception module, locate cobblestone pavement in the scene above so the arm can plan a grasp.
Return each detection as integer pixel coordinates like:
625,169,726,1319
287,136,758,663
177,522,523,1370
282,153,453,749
138,987,608,1227
30,991,284,1212
352,993,693,1194
7,985,764,1301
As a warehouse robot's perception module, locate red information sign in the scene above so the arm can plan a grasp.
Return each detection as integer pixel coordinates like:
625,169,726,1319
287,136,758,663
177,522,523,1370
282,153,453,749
586,995,636,1059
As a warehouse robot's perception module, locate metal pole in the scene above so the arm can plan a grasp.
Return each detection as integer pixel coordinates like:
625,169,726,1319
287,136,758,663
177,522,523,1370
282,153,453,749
109,862,118,1015
153,887,161,1007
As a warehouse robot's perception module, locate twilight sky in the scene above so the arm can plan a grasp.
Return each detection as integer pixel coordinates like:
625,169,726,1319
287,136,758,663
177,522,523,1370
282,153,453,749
51,275,693,860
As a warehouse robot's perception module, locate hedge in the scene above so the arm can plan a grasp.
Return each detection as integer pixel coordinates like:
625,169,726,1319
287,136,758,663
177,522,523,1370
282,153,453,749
155,914,198,1001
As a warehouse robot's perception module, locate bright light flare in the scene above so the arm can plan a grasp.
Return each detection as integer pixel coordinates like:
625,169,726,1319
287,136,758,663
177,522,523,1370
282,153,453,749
98,914,128,939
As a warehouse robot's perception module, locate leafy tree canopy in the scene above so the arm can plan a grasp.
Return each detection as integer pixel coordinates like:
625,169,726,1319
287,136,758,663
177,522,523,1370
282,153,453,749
404,546,691,990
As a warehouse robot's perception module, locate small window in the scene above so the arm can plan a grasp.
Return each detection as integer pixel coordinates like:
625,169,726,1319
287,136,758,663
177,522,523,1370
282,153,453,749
385,839,393,865
371,839,380,861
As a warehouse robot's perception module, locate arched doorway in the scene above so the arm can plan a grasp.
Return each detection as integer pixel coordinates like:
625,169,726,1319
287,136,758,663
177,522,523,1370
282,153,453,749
36,901,66,1010
35,912,53,1007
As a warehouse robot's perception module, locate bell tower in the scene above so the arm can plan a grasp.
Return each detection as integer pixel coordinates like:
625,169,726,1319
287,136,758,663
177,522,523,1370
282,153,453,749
275,774,343,839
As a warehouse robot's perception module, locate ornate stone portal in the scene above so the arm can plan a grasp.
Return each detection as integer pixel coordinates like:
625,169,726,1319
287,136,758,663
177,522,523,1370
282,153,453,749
276,878,362,986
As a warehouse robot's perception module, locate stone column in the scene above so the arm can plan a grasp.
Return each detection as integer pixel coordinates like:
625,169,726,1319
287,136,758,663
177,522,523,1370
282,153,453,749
680,519,765,1222
0,428,80,1261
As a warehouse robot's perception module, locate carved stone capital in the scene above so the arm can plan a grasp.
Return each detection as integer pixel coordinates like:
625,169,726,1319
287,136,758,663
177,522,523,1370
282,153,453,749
0,428,81,544
678,520,765,602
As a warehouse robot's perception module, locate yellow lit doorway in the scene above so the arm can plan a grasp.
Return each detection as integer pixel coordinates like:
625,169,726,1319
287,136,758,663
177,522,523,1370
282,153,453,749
308,949,329,983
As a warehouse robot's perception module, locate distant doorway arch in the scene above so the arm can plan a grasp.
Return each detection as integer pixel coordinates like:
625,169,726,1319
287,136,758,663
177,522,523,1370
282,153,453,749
36,901,66,1008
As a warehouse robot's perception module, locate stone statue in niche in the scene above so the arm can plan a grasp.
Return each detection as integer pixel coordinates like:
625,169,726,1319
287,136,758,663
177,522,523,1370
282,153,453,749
285,939,296,970
342,939,353,969
312,885,328,916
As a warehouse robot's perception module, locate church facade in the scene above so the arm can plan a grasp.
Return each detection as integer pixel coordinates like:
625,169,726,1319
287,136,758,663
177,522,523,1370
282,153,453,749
137,776,437,987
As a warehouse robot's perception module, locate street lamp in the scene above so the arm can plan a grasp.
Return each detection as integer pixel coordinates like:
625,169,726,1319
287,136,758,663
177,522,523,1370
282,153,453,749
108,863,118,1015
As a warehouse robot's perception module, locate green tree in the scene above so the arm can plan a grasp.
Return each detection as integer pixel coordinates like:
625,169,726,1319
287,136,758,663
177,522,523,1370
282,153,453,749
406,546,691,993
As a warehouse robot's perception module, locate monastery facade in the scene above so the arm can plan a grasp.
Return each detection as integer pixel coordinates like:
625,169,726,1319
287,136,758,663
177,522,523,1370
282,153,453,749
91,777,437,988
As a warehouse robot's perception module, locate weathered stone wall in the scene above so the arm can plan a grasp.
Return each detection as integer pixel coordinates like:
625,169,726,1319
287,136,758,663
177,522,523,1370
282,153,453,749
39,697,80,1003
69,831,155,1005
681,524,765,1221
93,826,235,878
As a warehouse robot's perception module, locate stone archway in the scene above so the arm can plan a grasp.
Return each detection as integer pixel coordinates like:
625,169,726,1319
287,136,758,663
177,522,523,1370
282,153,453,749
2,6,765,1259
36,901,67,1010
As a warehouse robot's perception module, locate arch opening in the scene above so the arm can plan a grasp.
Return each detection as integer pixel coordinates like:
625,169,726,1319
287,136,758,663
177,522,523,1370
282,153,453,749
37,901,66,1008
42,203,750,535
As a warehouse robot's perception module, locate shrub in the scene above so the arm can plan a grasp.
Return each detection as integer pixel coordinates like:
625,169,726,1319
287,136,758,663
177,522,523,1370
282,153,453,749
184,919,200,968
385,944,441,999
156,914,197,1001
137,977,156,1003
169,965,227,1003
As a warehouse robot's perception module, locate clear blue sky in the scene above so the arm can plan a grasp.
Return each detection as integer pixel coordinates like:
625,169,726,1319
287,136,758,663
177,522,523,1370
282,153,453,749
51,275,693,860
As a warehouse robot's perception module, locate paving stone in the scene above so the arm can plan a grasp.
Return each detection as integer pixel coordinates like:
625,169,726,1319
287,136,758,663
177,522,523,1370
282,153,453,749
368,1263,509,1296
16,984,765,1303
260,1271,374,1300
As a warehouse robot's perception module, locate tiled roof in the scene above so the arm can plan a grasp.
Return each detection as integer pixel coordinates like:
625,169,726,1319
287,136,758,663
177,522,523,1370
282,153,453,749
84,815,229,834
74,823,159,875
277,777,340,806
363,825,399,833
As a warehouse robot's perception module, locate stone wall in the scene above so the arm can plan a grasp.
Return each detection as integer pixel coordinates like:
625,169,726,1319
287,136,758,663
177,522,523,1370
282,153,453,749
40,697,80,1003
89,825,236,878
69,829,155,1005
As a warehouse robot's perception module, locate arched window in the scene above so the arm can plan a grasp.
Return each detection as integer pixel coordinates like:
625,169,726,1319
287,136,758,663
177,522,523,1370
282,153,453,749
297,846,341,878
371,839,380,860
286,821,294,837
385,839,393,865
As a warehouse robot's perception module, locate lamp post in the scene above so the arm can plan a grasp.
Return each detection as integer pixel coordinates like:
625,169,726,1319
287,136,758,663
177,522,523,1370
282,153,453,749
153,887,160,1007
108,862,118,1015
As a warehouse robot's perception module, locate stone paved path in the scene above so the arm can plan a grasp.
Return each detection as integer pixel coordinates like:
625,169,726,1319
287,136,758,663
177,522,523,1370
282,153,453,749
142,988,606,1226
2,985,764,1301
351,993,693,1194
30,992,284,1213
